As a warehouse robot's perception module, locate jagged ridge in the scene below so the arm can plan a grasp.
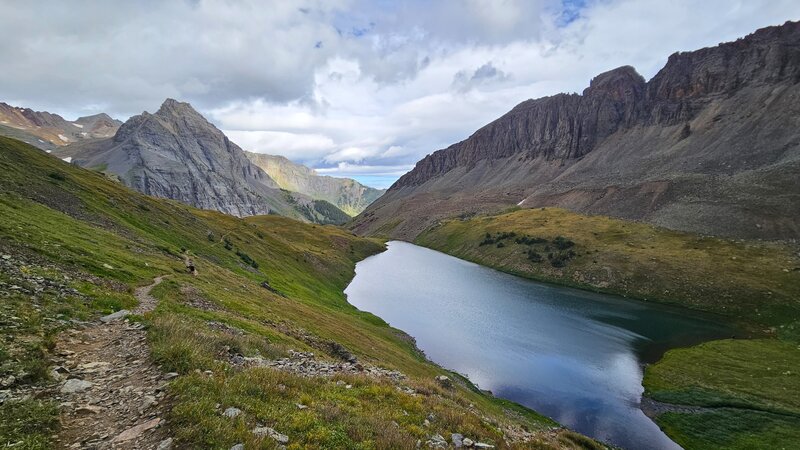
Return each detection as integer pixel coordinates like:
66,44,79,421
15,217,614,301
353,21,800,240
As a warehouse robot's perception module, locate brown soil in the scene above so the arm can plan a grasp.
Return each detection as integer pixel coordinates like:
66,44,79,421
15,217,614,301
54,276,172,449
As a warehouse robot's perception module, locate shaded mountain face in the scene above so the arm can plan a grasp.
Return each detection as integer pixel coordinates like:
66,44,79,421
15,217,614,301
245,152,386,216
54,99,348,223
0,102,121,151
352,21,800,240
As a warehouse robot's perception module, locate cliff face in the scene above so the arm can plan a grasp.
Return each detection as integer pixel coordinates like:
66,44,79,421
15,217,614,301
353,21,800,240
245,152,385,216
0,102,121,150
55,99,348,222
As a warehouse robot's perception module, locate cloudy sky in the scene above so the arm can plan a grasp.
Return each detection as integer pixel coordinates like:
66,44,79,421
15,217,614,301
1,1,798,188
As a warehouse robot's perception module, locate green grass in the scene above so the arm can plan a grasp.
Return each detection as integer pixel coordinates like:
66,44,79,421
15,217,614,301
643,339,800,449
416,207,800,328
0,136,595,448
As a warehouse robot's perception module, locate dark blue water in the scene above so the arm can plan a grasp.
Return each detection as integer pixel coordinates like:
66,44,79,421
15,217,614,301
345,241,732,450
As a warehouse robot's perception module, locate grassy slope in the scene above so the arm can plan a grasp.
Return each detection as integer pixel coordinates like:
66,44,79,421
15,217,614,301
414,207,800,449
0,137,599,449
643,339,800,449
415,207,799,328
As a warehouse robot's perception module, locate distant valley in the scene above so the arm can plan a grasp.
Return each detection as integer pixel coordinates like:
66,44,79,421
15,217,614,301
245,152,385,216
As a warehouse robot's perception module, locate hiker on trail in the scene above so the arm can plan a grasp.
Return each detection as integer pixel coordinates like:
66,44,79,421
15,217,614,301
185,257,197,276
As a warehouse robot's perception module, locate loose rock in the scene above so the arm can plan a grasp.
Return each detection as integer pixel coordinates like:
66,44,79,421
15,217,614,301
111,417,162,443
223,407,242,418
60,379,93,394
99,309,130,323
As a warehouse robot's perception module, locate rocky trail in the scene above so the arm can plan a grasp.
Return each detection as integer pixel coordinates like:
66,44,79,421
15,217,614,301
53,276,174,450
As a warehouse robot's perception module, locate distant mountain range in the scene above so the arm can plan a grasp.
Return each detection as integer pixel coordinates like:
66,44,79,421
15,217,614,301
0,99,384,223
352,21,800,240
245,152,385,216
0,102,121,151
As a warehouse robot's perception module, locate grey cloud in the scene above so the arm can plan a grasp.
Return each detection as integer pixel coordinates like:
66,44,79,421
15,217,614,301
452,62,511,92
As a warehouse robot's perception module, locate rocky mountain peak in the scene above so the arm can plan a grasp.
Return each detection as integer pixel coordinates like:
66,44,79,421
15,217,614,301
155,98,203,119
583,65,645,98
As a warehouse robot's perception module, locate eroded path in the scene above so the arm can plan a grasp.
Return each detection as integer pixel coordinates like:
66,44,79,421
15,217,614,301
54,276,172,449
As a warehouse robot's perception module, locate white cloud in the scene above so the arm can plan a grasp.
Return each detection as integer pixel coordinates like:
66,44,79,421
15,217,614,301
1,1,797,188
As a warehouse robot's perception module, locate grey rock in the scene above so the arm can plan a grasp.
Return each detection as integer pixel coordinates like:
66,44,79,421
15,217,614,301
462,437,475,447
223,407,242,418
434,375,452,388
157,438,174,450
426,434,448,448
61,379,93,393
100,309,130,323
452,433,464,448
230,445,244,450
252,426,288,444
474,443,495,449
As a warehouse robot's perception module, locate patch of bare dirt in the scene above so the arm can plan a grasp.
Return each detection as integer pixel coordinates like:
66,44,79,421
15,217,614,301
53,276,174,450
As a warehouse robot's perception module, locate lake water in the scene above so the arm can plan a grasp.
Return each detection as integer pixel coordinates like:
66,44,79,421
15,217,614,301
345,241,733,450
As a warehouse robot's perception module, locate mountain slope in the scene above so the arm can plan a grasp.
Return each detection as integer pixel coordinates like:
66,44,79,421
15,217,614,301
54,99,349,223
0,135,593,449
245,151,386,215
0,102,121,150
352,21,800,240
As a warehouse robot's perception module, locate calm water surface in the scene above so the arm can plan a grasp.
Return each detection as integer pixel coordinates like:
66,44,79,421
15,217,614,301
345,241,733,450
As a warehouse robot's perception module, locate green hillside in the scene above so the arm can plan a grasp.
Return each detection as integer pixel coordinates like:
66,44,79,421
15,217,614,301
0,136,602,449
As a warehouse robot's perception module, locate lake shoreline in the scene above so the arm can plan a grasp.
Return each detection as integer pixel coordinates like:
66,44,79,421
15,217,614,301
346,241,735,449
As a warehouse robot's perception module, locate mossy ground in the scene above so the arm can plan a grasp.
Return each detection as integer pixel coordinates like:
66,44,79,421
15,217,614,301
644,339,800,449
0,137,592,448
414,207,800,449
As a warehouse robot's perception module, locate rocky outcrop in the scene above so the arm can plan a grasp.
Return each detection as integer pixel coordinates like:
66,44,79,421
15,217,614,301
54,99,349,222
0,102,122,150
353,21,800,240
245,152,385,216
